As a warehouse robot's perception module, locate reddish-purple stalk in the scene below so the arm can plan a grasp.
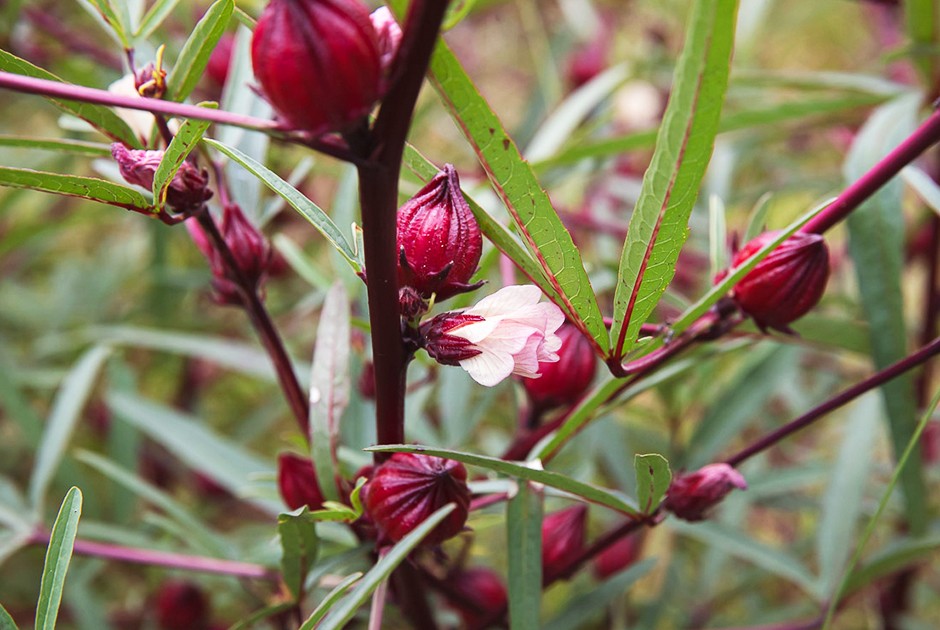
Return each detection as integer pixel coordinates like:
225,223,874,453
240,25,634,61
27,529,278,581
724,335,940,467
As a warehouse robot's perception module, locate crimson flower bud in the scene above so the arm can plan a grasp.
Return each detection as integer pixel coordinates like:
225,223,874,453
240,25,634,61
663,463,747,522
446,568,508,627
363,453,470,545
727,231,830,333
206,33,235,88
592,532,643,580
112,143,212,212
566,39,608,89
155,581,210,630
277,452,325,511
522,322,596,411
542,504,588,581
251,0,381,135
397,165,484,302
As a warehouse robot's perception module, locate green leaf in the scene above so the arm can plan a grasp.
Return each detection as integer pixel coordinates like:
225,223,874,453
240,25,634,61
106,391,280,515
0,136,112,156
28,346,111,510
76,0,130,48
670,519,818,596
609,0,738,359
815,395,880,595
152,112,213,209
0,50,139,147
227,602,296,630
278,508,320,601
0,167,152,213
317,504,457,630
402,145,566,308
308,283,351,504
204,138,361,271
507,481,542,630
299,572,363,630
135,0,183,39
426,39,609,356
844,94,927,535
34,487,83,630
842,533,940,597
823,387,940,627
0,603,18,630
903,0,937,84
367,444,639,516
634,454,671,515
169,0,234,102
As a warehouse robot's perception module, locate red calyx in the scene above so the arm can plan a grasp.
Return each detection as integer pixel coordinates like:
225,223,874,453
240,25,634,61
277,452,325,511
522,322,597,411
728,231,830,333
446,567,508,627
542,504,588,582
362,452,470,546
592,531,644,579
663,463,747,522
206,33,235,88
419,312,485,365
397,165,484,303
251,0,381,135
112,143,212,212
154,581,210,630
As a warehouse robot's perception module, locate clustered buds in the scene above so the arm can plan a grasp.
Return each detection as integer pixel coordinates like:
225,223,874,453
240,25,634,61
187,203,272,305
362,453,470,545
112,143,212,212
277,452,325,511
397,165,483,307
446,567,508,627
251,0,381,135
421,285,565,387
522,322,597,411
727,231,830,333
663,463,747,522
154,581,210,630
542,504,588,581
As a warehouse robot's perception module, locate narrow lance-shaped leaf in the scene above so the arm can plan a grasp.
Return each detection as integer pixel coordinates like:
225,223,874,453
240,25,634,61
610,0,738,360
135,0,184,40
0,167,153,214
34,487,83,630
0,136,112,156
277,507,320,602
299,572,363,630
368,444,639,517
203,138,361,271
423,38,609,356
0,603,17,630
634,453,672,515
308,282,351,503
507,481,542,630
169,0,235,103
0,50,140,147
152,110,213,210
76,0,130,48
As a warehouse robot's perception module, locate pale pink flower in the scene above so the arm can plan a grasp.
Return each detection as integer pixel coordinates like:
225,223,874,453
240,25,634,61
421,285,565,387
370,7,402,73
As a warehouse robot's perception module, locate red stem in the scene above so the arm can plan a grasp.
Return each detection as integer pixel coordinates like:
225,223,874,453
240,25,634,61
27,530,278,581
724,336,940,467
803,107,940,235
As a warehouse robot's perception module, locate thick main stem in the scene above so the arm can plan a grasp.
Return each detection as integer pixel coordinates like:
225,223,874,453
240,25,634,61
725,336,940,467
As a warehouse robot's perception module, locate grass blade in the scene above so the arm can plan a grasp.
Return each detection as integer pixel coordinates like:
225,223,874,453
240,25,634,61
34,487,83,630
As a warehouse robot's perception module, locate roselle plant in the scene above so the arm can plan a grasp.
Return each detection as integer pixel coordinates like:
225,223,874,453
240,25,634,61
0,1,938,629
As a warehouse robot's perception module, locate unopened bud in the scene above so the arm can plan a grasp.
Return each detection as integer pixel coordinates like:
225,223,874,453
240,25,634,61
726,231,830,333
592,532,643,579
397,165,483,303
663,463,747,522
206,33,235,88
112,143,212,212
447,568,508,627
522,322,596,411
542,504,588,581
363,453,470,545
251,0,382,135
277,452,325,511
155,581,210,630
